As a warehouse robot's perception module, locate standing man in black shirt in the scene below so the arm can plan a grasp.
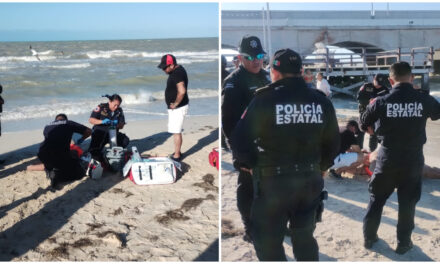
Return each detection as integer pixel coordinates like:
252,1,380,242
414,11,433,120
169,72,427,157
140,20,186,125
222,35,271,242
38,114,91,190
361,62,440,254
357,74,390,151
231,49,340,261
158,54,189,161
88,94,129,163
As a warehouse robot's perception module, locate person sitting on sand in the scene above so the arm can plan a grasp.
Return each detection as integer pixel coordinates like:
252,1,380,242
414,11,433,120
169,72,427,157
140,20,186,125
328,120,364,178
38,114,91,190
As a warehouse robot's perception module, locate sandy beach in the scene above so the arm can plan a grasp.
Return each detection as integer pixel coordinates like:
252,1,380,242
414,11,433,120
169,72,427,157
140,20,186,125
221,119,440,262
0,115,219,261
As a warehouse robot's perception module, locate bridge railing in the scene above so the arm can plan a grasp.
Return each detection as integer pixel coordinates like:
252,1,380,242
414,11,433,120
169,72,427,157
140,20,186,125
302,46,434,75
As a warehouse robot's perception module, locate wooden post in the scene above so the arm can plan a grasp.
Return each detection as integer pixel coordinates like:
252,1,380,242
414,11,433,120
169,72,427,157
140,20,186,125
422,73,430,91
325,47,329,74
411,49,415,67
397,47,401,62
362,48,366,75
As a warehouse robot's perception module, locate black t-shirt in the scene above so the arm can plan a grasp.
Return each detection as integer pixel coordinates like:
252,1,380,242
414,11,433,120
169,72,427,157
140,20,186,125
339,127,358,154
39,120,88,154
165,65,189,109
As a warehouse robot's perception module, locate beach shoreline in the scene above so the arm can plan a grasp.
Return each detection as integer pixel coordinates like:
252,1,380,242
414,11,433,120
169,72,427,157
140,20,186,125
0,115,219,261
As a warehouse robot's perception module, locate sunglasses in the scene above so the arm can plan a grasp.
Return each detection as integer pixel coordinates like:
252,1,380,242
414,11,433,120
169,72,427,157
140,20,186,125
162,64,171,70
244,54,265,61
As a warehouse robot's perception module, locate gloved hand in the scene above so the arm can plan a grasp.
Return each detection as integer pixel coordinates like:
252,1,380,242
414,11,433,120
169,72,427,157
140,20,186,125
112,119,118,126
74,137,84,145
102,118,111,125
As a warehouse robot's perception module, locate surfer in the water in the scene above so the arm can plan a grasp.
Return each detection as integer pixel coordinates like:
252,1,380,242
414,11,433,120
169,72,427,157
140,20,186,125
29,45,41,61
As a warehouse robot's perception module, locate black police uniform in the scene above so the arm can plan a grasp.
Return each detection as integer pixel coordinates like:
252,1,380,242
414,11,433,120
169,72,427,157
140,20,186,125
231,77,340,261
222,65,270,237
38,120,88,185
361,82,440,248
357,83,389,151
88,103,129,162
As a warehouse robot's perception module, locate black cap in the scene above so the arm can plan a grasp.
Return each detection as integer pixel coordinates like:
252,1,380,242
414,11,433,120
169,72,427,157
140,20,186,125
374,73,386,84
239,35,266,57
157,54,176,70
271,49,302,74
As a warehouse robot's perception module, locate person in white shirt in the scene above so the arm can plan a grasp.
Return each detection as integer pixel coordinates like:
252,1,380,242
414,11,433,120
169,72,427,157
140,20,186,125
316,72,331,97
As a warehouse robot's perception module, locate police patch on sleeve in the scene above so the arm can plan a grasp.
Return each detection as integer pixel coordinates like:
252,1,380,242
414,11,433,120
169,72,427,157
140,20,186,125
369,98,377,105
93,106,100,112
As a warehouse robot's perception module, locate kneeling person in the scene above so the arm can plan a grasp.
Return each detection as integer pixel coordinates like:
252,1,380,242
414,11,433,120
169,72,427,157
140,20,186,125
38,114,91,189
329,120,364,178
88,94,129,163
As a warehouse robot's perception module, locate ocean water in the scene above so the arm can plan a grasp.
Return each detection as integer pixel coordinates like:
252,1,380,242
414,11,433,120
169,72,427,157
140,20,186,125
0,38,219,133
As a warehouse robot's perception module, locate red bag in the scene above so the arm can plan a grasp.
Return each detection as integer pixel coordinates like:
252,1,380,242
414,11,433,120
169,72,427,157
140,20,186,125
208,148,219,170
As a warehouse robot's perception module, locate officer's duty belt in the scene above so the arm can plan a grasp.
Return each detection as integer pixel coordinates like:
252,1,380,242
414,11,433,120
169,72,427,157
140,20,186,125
258,163,320,177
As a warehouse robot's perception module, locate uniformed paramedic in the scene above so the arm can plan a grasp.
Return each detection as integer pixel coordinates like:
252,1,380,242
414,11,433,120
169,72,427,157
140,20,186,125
221,35,271,242
88,94,129,163
361,61,440,254
357,73,390,151
231,49,340,261
38,114,91,190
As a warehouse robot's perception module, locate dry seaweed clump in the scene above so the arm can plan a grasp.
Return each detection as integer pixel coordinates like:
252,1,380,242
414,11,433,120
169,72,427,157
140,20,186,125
155,209,190,225
221,219,242,239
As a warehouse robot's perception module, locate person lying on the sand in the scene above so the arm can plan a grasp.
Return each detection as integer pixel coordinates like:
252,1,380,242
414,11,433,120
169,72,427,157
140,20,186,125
328,120,364,178
37,114,91,191
366,147,440,179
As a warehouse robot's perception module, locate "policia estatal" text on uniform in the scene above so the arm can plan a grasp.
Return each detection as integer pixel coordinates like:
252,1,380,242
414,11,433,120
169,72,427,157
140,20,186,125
276,103,323,124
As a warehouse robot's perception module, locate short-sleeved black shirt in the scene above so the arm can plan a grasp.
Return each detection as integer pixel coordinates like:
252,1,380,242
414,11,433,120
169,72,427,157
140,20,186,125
339,127,358,154
39,120,88,154
165,65,189,109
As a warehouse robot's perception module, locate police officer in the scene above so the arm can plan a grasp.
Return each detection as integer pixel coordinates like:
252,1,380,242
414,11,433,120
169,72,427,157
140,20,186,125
357,74,390,151
88,94,129,163
361,62,440,254
231,49,340,261
221,35,271,241
38,114,91,190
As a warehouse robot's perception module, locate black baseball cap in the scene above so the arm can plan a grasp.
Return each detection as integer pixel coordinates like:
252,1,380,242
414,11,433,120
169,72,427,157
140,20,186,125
157,54,176,70
374,73,388,86
271,49,302,74
239,35,266,57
